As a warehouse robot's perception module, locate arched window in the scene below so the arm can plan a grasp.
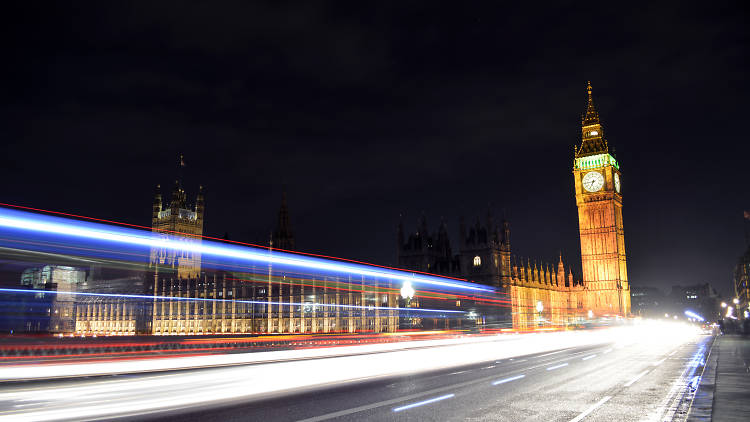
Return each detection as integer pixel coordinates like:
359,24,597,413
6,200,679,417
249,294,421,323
473,256,481,267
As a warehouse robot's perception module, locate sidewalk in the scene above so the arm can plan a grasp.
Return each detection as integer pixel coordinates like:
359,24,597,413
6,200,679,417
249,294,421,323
688,335,750,421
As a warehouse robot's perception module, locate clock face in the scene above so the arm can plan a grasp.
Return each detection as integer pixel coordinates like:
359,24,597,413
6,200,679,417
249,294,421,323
614,173,621,193
582,171,604,192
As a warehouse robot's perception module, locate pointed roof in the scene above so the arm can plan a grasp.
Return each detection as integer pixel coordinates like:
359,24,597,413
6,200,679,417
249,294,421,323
273,189,295,250
582,81,599,126
576,82,609,158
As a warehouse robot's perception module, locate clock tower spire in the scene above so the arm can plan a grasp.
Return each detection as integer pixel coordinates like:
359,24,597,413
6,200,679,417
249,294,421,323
576,82,609,158
573,82,630,317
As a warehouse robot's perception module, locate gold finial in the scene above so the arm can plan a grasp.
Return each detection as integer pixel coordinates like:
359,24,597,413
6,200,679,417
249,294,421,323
587,81,592,95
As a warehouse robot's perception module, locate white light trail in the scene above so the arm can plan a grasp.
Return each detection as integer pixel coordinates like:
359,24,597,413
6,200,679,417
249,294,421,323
0,326,702,421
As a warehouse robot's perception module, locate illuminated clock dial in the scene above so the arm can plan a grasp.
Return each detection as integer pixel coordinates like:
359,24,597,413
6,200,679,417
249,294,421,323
614,173,621,193
582,171,604,192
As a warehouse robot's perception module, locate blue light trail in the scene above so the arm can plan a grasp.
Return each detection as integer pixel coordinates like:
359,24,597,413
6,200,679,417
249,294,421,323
0,207,495,294
0,288,464,315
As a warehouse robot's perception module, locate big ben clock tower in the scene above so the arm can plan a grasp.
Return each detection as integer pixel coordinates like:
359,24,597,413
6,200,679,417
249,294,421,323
574,82,630,317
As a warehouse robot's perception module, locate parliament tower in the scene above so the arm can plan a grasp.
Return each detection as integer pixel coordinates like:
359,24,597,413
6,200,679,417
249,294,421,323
149,155,205,279
573,82,630,316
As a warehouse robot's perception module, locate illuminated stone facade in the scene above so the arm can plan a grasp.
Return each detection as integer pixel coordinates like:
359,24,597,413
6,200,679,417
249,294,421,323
149,180,204,280
21,265,86,333
397,216,584,329
397,83,632,329
507,256,585,329
149,190,399,335
574,82,631,317
74,174,399,336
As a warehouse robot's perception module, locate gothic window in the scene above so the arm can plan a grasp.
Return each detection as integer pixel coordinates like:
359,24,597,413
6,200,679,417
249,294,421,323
473,256,481,267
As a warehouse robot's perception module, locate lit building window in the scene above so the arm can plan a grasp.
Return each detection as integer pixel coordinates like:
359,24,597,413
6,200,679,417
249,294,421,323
473,256,481,267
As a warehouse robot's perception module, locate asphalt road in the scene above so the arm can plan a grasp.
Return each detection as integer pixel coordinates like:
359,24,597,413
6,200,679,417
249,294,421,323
0,327,709,422
161,333,708,421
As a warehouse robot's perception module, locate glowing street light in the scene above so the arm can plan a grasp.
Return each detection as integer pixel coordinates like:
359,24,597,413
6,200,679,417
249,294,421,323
400,280,415,300
721,302,727,308
733,298,740,305
665,313,669,318
587,310,593,319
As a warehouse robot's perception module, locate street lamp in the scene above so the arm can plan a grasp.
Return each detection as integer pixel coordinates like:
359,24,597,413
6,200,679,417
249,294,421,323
721,302,727,308
400,280,415,300
665,313,669,318
733,298,740,305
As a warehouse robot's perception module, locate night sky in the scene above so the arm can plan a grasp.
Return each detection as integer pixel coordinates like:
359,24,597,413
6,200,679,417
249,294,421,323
2,2,748,296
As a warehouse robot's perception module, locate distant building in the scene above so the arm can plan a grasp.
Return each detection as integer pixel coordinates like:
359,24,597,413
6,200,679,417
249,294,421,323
20,265,86,333
630,286,666,318
74,266,147,335
668,283,722,322
75,161,398,336
734,236,750,321
397,215,582,329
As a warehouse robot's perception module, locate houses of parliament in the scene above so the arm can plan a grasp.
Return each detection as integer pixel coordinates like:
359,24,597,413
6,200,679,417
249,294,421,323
74,165,400,335
73,82,630,335
397,82,631,328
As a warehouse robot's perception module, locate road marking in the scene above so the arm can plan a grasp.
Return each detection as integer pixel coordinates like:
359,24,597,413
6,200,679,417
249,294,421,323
482,365,496,369
492,374,525,385
581,354,596,361
603,348,612,354
668,350,678,357
547,363,569,371
624,370,649,387
653,358,667,366
448,370,468,375
569,396,612,422
538,349,570,357
298,347,597,421
392,394,454,412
